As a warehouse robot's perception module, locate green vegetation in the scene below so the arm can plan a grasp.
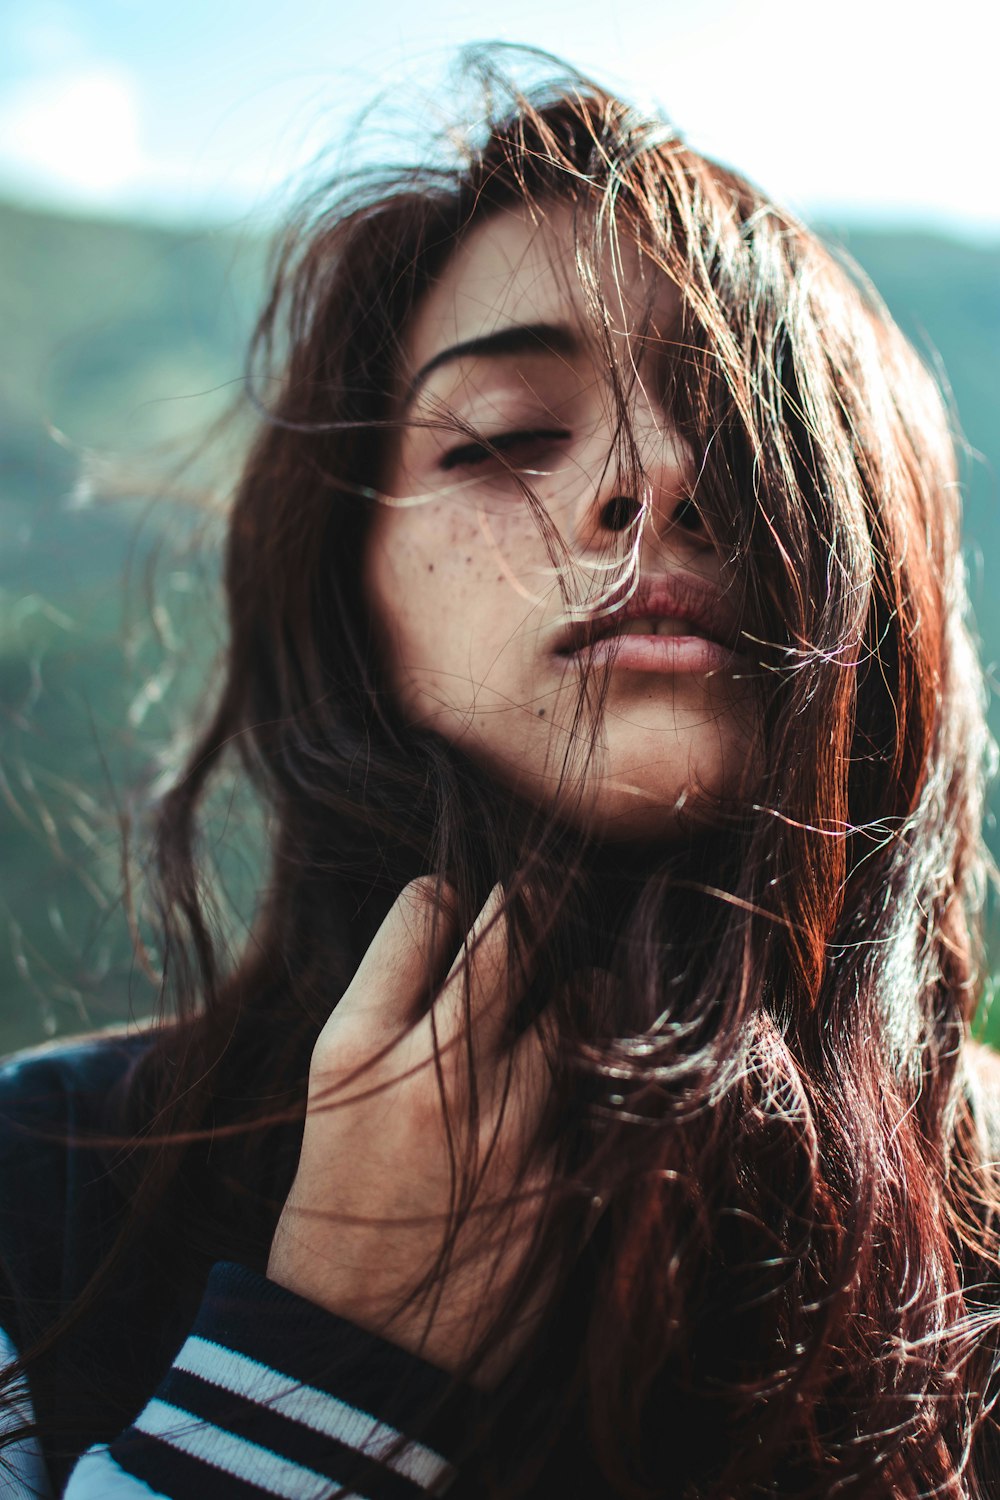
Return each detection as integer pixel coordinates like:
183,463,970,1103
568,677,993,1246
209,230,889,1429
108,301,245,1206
1,200,998,1054
0,200,260,1051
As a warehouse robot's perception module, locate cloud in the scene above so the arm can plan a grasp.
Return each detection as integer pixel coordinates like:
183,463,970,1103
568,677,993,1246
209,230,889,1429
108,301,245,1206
0,65,143,203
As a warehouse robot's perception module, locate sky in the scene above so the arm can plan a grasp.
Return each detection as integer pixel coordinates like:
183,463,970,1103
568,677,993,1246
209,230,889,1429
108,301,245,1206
0,0,998,238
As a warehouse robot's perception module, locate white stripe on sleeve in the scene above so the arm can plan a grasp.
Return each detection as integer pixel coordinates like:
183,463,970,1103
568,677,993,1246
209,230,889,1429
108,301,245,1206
132,1399,367,1500
174,1334,452,1490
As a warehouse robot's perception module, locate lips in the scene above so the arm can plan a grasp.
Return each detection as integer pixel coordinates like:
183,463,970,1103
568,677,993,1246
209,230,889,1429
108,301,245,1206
553,574,742,658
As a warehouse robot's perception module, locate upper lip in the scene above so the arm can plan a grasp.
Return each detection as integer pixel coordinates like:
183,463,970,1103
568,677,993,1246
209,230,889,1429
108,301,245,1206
553,573,743,656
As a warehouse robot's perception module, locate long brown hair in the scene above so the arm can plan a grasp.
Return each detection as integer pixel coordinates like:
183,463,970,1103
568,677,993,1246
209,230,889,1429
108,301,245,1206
6,48,1000,1498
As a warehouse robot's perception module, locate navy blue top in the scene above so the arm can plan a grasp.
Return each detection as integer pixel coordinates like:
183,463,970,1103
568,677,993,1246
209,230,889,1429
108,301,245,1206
0,1033,470,1498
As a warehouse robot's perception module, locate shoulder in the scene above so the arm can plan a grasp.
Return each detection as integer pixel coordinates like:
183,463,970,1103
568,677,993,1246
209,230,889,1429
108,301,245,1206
0,1027,158,1338
0,1026,156,1180
0,1025,152,1122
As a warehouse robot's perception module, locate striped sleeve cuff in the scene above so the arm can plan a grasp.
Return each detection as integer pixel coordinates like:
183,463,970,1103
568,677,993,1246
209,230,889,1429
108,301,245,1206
101,1263,472,1500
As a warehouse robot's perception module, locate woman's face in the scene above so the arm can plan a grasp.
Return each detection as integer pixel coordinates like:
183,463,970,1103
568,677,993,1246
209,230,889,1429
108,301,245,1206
364,205,758,840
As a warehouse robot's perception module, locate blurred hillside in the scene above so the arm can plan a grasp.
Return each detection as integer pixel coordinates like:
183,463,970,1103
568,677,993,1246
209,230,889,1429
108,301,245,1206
1,200,998,1053
0,200,261,1051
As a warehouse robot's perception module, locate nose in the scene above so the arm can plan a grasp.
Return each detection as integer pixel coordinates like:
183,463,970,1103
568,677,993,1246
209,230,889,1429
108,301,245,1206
570,413,710,555
595,490,708,540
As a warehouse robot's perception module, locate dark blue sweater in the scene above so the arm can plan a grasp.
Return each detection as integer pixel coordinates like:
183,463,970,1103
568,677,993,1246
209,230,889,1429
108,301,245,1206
0,1034,469,1499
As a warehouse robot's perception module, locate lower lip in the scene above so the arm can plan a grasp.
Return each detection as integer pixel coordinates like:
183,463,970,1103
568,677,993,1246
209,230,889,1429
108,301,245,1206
564,634,736,674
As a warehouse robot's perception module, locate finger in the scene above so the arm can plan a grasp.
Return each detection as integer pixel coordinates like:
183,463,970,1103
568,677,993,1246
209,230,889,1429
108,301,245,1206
433,884,522,1062
327,877,459,1043
505,1013,557,1122
477,1020,558,1190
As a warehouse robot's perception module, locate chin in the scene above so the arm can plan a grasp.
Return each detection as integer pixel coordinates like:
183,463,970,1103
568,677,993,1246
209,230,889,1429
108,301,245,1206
549,725,747,841
550,767,734,844
450,717,757,845
570,798,715,844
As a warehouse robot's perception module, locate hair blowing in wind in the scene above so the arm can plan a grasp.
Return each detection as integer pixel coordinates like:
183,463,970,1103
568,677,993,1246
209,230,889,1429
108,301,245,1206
4,50,1000,1500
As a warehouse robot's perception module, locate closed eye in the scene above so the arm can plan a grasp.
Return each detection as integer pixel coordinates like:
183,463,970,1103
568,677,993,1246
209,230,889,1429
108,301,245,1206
439,428,571,473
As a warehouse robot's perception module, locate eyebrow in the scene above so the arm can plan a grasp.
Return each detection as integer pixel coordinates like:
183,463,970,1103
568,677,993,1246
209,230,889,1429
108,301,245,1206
403,321,580,408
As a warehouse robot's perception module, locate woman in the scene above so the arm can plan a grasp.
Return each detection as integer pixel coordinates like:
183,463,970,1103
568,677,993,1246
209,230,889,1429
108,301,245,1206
2,53,1000,1499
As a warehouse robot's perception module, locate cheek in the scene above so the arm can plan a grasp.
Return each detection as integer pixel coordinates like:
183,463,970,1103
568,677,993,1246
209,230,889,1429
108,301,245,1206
363,506,532,711
368,503,475,605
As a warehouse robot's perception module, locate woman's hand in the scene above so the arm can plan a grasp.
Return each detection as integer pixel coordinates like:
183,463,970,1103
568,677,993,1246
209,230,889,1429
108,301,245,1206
266,880,555,1387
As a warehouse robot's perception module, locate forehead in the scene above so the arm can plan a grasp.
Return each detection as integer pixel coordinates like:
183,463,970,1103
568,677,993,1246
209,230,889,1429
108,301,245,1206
402,202,680,375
